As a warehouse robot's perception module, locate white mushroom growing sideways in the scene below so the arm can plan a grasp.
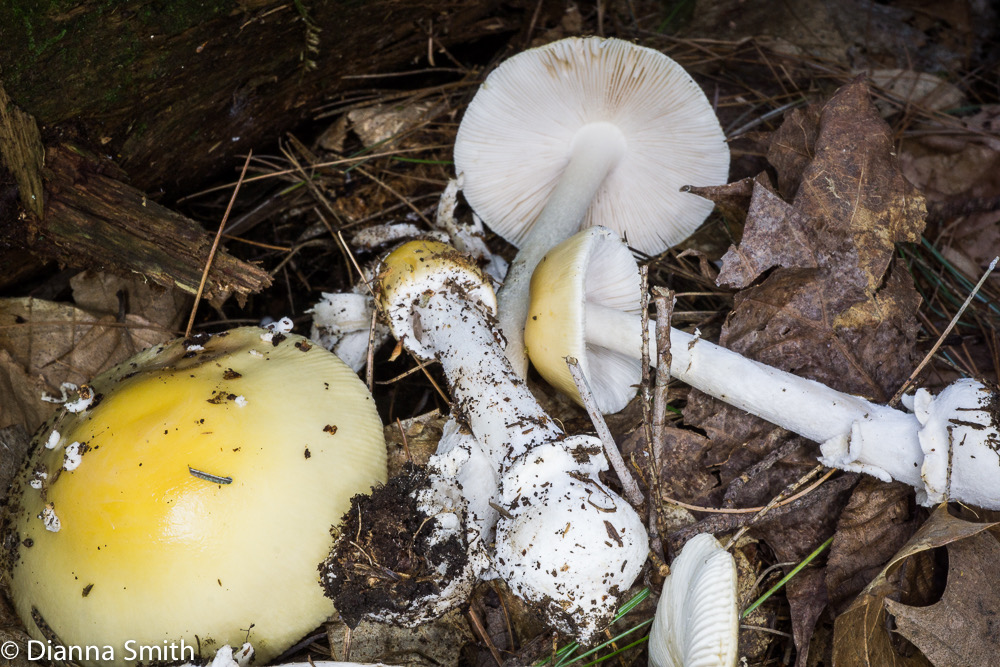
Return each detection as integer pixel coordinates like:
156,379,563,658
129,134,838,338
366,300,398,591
374,239,648,643
525,227,1000,509
454,36,729,378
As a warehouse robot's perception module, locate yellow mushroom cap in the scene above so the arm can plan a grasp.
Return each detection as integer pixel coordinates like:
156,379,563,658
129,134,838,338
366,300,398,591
525,227,643,413
4,327,386,667
376,239,497,361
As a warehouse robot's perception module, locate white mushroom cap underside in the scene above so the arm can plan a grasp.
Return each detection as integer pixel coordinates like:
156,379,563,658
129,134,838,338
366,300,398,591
648,533,739,667
454,36,729,255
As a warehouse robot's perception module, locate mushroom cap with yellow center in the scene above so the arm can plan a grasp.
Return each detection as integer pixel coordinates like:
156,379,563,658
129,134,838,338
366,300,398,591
5,327,386,667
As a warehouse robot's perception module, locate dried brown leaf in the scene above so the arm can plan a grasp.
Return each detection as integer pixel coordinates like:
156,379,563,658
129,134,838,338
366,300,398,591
767,103,822,200
0,297,175,432
793,79,925,293
832,506,998,667
383,410,447,478
884,531,1000,667
325,606,472,666
685,176,755,228
620,424,719,502
788,568,829,667
718,174,820,289
755,491,854,666
69,271,189,331
0,350,51,432
683,79,928,663
724,261,921,403
827,478,922,613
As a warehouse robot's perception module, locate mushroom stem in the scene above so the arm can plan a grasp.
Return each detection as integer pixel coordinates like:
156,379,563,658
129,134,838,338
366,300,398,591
417,289,563,469
498,121,628,378
376,240,648,643
527,227,1000,507
584,303,923,487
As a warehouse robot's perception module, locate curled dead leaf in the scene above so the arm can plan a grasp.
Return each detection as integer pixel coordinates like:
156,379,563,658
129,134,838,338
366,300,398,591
832,505,999,667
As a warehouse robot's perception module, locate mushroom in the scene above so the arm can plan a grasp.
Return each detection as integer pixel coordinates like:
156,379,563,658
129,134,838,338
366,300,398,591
647,533,739,667
374,239,648,643
454,36,729,377
525,227,1000,509
4,327,387,667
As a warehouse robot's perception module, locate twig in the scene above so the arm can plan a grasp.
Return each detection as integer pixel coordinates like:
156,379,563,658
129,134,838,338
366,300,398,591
185,150,253,337
665,466,837,517
724,464,827,549
638,265,665,561
651,288,674,451
668,474,855,548
890,255,999,405
565,356,645,507
467,606,503,667
650,287,673,565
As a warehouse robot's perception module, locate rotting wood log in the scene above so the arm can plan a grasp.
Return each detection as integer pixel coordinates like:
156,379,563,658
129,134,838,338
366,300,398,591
0,0,544,195
0,0,556,295
30,145,271,306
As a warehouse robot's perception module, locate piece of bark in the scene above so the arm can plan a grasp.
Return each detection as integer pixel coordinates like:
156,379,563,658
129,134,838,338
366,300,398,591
0,82,44,218
32,145,271,305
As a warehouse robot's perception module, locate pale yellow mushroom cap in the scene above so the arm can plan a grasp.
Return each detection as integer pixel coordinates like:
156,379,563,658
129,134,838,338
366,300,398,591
4,327,386,667
525,227,643,413
376,239,497,361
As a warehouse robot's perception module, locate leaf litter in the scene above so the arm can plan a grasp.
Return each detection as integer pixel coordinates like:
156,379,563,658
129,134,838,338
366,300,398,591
1,6,1000,666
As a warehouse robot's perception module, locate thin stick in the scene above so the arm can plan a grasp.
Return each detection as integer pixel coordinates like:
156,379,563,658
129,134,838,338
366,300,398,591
638,265,665,561
366,307,377,393
724,463,827,549
890,255,999,405
651,288,674,453
565,356,644,507
466,607,503,667
185,151,253,337
664,466,837,517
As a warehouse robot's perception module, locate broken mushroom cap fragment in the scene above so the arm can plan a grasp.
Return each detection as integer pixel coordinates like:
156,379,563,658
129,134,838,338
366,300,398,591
648,533,739,667
454,35,729,377
4,327,387,667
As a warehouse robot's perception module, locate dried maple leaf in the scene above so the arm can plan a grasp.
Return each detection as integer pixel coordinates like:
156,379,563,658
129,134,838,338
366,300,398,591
832,506,998,667
717,175,819,289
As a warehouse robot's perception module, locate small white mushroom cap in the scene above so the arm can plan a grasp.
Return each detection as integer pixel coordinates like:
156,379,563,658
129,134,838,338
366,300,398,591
5,327,387,667
494,438,648,643
648,533,739,667
455,36,730,255
911,378,1000,507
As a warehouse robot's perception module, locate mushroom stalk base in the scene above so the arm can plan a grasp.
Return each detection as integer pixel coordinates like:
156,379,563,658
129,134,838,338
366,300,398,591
498,122,627,378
